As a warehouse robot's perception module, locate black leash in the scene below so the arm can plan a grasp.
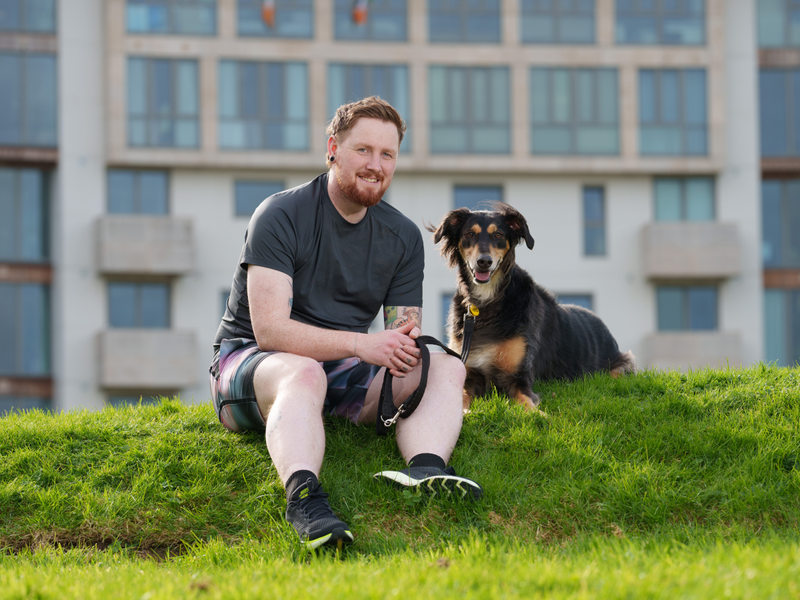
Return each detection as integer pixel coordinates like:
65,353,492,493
375,304,479,436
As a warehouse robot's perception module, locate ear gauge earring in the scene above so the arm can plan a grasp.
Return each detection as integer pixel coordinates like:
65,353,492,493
329,155,335,162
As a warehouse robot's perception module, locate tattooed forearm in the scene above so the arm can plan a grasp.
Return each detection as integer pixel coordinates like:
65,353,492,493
384,306,422,330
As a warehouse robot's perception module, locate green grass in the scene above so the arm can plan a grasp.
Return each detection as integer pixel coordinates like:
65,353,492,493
1,365,799,598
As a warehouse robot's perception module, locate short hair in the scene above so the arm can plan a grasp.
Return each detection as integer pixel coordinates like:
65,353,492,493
326,96,406,167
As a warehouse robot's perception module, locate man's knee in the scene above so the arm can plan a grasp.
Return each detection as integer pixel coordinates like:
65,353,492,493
254,354,327,409
430,352,467,385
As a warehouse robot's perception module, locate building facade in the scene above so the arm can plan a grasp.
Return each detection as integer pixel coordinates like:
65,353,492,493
0,0,777,412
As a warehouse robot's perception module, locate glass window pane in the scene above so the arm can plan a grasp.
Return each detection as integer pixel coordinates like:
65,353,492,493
684,70,707,125
109,282,137,328
758,0,786,47
556,294,593,310
19,169,44,260
786,180,800,266
657,287,684,331
760,70,787,157
176,61,198,116
127,57,147,116
688,286,717,331
0,168,15,259
0,53,21,144
108,170,137,213
235,180,284,216
454,185,502,210
25,54,57,146
21,283,48,374
655,178,682,221
660,71,679,123
530,68,549,122
140,283,169,328
685,177,714,220
764,289,788,366
639,70,656,123
139,171,169,214
762,180,783,266
0,284,17,373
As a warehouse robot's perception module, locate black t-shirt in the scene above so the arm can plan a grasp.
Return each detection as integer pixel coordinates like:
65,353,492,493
213,173,424,351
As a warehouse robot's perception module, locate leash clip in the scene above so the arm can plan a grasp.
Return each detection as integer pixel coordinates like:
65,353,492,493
380,405,405,428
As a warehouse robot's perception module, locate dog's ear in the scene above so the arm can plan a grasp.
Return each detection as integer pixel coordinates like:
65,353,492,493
427,208,471,244
504,207,535,250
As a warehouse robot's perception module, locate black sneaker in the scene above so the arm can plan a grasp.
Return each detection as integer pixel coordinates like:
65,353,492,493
374,466,483,500
285,478,354,550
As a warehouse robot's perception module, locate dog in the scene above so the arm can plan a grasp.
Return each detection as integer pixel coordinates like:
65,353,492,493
428,203,636,412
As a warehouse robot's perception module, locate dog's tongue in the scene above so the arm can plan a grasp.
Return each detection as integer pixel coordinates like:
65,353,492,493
475,271,491,282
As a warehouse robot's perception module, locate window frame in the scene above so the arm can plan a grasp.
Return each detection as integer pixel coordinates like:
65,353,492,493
653,177,715,222
656,285,718,331
333,0,407,41
218,59,309,151
107,169,170,215
236,0,313,38
429,65,511,155
616,0,706,46
583,185,606,257
530,67,620,156
0,167,50,263
428,0,500,44
126,0,217,36
639,68,708,156
107,281,171,329
520,0,595,44
0,52,58,147
127,57,200,149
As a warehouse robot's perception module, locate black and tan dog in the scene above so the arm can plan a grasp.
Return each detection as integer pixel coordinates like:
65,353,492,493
428,203,636,412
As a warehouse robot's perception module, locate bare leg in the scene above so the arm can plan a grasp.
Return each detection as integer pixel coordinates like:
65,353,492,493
252,353,328,484
360,353,466,464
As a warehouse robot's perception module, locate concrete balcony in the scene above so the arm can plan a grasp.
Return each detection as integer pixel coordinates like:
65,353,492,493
97,215,195,275
98,329,197,389
642,331,743,372
642,222,742,279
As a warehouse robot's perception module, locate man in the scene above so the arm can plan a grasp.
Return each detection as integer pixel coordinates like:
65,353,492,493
210,96,481,550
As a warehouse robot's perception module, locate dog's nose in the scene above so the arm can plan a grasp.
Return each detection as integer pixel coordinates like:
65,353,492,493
477,255,493,270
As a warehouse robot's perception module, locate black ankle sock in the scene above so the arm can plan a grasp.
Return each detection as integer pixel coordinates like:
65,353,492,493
408,453,447,470
285,470,318,501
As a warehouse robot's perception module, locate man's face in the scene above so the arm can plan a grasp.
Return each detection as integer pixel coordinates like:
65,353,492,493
331,117,400,208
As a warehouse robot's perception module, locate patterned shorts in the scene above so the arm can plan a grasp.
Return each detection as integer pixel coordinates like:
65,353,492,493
209,338,381,433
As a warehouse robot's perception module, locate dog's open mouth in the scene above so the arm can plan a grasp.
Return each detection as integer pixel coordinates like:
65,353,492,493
473,270,492,284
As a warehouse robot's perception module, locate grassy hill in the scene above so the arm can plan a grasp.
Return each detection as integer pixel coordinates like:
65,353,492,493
1,365,799,598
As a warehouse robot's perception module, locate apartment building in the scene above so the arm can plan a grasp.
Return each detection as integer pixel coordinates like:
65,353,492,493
0,0,777,413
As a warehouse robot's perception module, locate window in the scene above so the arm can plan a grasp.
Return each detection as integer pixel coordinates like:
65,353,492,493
0,0,56,32
235,180,284,216
556,294,593,310
0,283,50,376
127,57,199,148
0,396,49,414
237,0,312,38
334,0,406,41
429,66,510,154
762,180,800,268
107,394,163,407
583,186,606,256
764,289,800,366
657,286,717,331
758,0,800,47
429,0,500,43
530,68,619,155
328,63,411,151
126,0,216,35
107,170,169,215
108,282,170,328
616,0,705,45
219,60,308,151
639,69,707,156
0,52,57,147
454,185,503,210
760,69,800,157
0,168,49,262
521,0,594,44
654,177,714,221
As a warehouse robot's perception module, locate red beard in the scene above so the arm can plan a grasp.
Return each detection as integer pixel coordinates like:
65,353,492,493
336,170,386,208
